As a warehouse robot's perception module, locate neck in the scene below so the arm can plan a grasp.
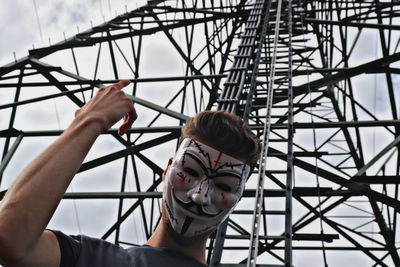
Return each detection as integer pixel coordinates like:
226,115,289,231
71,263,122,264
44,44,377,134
146,218,208,265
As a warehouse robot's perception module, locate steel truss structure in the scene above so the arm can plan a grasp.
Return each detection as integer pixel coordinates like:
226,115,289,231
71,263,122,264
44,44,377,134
1,0,400,266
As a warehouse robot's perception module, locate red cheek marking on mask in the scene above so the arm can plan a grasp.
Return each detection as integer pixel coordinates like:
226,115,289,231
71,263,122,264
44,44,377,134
166,184,172,198
222,197,229,207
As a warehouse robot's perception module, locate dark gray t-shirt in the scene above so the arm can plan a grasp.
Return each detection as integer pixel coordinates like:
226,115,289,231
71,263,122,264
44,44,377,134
53,231,206,267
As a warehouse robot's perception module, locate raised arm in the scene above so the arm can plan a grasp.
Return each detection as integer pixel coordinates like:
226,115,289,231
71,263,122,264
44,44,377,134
0,80,136,267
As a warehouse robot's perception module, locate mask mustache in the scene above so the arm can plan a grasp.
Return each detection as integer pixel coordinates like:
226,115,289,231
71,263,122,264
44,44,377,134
173,189,221,217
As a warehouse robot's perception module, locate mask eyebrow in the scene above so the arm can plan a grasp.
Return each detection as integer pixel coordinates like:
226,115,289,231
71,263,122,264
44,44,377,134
213,172,243,180
189,139,214,167
213,162,248,173
184,152,208,174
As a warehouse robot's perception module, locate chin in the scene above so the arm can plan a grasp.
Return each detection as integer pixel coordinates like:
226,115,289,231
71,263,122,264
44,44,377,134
161,205,211,244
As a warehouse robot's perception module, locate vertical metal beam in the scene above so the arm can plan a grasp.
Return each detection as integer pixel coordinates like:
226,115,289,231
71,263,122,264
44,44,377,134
284,0,293,266
115,156,129,244
107,30,119,80
0,134,23,177
209,219,229,267
0,68,24,184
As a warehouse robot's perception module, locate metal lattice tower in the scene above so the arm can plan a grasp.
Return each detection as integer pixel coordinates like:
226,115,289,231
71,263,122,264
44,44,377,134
1,1,400,266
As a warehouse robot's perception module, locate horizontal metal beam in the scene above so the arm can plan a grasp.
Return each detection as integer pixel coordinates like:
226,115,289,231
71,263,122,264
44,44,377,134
305,18,400,31
292,233,339,242
63,192,162,199
216,246,389,251
218,264,283,267
0,74,226,88
0,127,182,137
292,120,400,129
250,120,400,130
352,175,400,184
224,233,338,242
48,187,359,200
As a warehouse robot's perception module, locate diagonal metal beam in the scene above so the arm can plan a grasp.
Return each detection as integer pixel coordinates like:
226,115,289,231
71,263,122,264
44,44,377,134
127,94,189,122
148,9,213,93
79,131,180,172
291,52,400,98
268,146,400,210
263,131,400,264
29,59,85,107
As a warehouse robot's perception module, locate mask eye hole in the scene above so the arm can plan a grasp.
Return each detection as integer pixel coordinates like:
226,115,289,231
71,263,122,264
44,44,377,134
183,167,199,177
215,183,232,193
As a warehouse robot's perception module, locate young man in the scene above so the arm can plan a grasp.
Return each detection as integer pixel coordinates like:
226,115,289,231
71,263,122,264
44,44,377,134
0,81,260,267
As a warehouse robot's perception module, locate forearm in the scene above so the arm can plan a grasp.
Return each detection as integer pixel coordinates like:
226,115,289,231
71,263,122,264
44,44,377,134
0,116,101,263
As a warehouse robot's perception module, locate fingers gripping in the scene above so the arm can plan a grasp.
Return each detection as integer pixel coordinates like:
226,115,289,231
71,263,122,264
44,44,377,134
74,80,137,135
118,95,137,136
114,80,137,135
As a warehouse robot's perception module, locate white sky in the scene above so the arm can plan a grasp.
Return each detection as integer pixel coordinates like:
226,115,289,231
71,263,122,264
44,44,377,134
1,1,400,266
0,0,148,66
0,0,165,245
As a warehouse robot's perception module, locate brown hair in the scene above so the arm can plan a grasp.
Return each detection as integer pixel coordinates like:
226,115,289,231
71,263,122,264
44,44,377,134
181,110,261,168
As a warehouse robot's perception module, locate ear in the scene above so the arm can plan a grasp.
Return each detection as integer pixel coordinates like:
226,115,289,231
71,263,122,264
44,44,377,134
162,158,173,181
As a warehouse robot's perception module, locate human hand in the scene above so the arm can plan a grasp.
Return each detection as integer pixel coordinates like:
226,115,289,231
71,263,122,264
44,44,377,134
74,80,137,135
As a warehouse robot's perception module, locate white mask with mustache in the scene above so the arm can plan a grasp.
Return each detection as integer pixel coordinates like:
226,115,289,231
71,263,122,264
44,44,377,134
163,138,250,237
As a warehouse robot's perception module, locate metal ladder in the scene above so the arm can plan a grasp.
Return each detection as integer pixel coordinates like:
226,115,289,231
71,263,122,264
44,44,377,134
210,0,294,266
244,0,293,266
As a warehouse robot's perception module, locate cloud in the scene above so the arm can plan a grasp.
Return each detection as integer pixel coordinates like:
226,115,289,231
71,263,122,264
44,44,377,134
0,0,148,65
0,1,38,64
2,2,399,266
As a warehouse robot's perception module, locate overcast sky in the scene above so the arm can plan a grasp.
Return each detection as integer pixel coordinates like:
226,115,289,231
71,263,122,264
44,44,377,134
0,0,158,244
1,1,400,266
0,0,148,66
0,0,206,249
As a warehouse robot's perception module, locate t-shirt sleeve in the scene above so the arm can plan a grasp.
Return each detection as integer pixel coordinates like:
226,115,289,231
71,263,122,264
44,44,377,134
51,230,81,267
49,230,131,267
